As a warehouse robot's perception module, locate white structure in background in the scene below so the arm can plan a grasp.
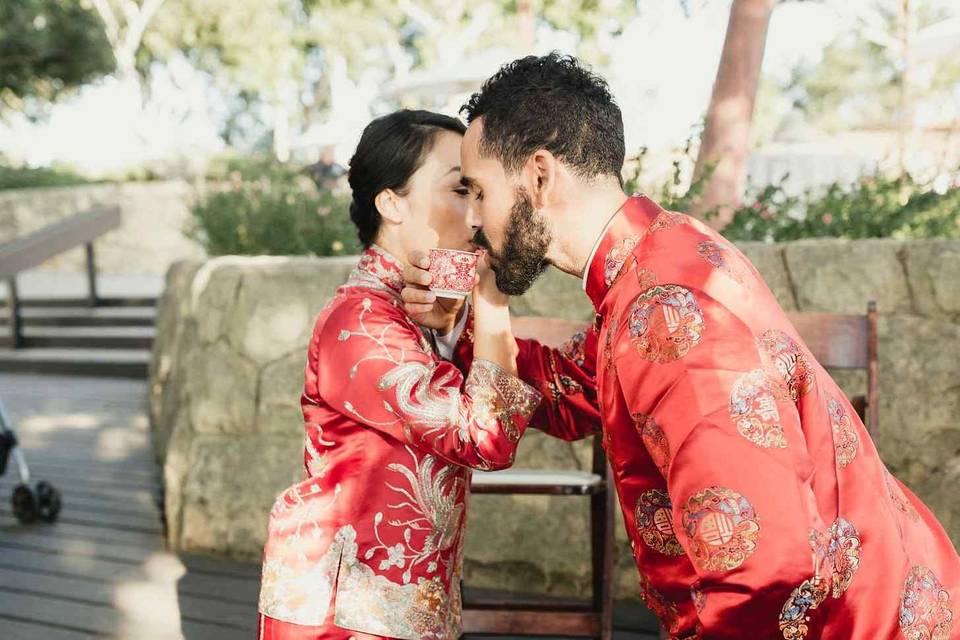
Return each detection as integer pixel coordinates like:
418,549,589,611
0,53,225,177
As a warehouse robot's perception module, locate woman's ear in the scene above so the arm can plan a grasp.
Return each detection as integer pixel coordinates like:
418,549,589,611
375,188,407,225
527,149,558,209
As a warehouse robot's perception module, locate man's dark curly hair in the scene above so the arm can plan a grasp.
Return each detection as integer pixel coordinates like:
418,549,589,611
461,52,625,182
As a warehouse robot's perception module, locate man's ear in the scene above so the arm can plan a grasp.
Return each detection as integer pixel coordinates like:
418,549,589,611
375,189,406,224
527,149,558,209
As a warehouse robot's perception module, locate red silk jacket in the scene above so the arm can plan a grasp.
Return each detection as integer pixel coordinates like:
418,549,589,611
572,194,960,639
257,245,597,640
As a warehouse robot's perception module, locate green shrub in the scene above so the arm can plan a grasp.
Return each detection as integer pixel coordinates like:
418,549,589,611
722,172,960,242
621,145,960,242
0,162,92,190
187,158,359,257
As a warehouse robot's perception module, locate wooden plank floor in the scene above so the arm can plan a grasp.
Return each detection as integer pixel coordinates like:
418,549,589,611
0,374,260,639
0,373,659,639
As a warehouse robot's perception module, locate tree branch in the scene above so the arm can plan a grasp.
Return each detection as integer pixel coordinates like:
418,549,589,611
91,0,121,49
122,0,167,60
397,0,441,32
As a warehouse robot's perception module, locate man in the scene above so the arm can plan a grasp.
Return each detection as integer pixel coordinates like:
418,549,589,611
402,53,959,639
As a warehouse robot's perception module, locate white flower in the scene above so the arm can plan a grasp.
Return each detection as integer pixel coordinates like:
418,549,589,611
379,543,406,570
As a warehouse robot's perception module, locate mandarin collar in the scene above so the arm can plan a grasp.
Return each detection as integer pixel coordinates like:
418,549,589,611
582,194,664,310
349,244,405,295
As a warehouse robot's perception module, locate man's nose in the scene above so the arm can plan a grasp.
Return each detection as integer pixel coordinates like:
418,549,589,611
465,201,482,229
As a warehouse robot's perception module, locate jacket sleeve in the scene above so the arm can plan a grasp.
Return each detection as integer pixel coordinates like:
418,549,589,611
514,329,602,441
448,313,601,442
313,295,542,471
613,287,834,639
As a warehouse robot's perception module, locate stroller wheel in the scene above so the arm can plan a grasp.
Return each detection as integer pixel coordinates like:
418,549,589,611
12,484,38,524
36,481,61,523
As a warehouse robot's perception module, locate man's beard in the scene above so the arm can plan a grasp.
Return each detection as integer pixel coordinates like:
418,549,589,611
473,187,550,296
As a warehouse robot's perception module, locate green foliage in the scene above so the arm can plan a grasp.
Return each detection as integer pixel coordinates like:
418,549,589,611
188,158,359,257
0,161,92,190
622,131,960,242
722,172,960,243
0,0,114,107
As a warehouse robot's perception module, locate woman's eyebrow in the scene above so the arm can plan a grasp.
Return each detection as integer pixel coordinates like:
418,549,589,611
445,166,461,175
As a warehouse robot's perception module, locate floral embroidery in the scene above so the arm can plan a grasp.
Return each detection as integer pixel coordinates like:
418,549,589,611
649,210,689,233
304,422,335,478
886,472,921,523
465,358,542,444
639,574,680,635
342,299,539,464
757,330,816,402
602,317,619,372
826,517,861,597
636,266,657,291
367,447,464,584
333,525,460,640
828,395,858,469
259,483,344,625
729,369,789,448
604,235,640,287
634,413,670,476
780,517,861,638
345,245,406,295
691,585,707,613
682,486,761,572
635,489,684,556
779,575,828,640
628,284,705,363
899,566,954,640
559,330,587,367
697,240,744,284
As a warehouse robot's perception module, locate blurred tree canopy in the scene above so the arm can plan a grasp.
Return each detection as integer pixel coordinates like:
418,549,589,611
0,0,115,109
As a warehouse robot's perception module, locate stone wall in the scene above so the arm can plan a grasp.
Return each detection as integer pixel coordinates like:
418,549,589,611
150,238,960,600
0,181,205,275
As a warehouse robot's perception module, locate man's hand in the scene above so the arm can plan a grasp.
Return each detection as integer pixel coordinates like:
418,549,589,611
401,249,467,333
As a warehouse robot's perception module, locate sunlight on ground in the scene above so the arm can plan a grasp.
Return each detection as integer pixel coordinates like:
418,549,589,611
114,552,187,639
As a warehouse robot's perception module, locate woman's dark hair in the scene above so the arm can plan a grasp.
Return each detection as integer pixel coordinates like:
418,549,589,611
348,109,466,247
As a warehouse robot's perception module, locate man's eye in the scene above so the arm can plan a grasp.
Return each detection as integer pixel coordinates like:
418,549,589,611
475,191,483,201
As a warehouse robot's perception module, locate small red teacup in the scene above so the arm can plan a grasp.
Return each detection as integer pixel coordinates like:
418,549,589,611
428,248,479,299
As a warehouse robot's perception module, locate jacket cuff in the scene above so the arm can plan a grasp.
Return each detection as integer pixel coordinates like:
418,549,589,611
466,358,543,442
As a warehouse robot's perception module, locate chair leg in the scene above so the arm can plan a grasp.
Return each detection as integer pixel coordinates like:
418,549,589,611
591,463,616,640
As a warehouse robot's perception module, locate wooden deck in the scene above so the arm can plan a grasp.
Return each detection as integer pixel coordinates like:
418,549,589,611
0,373,659,639
0,374,259,639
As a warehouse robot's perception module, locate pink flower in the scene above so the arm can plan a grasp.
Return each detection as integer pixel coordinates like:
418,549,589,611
822,213,833,224
760,209,775,220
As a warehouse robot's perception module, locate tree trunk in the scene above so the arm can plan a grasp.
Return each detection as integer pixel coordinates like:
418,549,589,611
690,0,778,227
896,0,916,176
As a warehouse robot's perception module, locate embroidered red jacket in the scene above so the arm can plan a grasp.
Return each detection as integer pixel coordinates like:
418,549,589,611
574,194,959,639
257,245,596,640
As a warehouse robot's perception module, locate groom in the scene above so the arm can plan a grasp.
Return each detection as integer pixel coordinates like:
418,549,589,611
402,53,959,639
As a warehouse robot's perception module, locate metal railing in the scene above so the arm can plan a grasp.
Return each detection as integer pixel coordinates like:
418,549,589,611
0,206,122,348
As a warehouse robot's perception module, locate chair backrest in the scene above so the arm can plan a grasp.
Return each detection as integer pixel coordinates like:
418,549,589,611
511,300,879,434
787,301,878,433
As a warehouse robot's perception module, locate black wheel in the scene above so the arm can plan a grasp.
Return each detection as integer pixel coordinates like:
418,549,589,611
35,481,61,523
12,484,37,524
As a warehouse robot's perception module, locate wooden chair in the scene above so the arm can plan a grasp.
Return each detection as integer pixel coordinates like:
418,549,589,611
464,316,615,640
787,301,879,432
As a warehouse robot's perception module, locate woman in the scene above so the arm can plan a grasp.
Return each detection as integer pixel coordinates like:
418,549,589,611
257,110,598,640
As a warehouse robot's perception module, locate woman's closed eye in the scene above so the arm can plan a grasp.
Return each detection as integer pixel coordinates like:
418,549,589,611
453,187,470,197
